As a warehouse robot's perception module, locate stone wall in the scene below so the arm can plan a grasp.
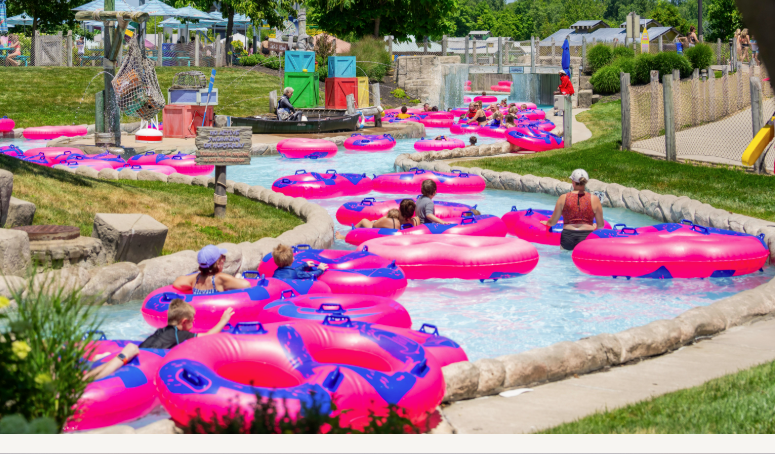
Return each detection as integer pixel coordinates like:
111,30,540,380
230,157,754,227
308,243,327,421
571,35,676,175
395,56,463,107
0,167,336,305
394,149,775,403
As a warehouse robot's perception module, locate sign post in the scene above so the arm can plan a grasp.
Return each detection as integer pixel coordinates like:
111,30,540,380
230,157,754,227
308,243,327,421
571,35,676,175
195,126,252,218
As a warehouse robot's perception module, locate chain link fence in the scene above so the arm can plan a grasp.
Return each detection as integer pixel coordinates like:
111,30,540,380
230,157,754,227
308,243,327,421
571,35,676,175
630,65,775,170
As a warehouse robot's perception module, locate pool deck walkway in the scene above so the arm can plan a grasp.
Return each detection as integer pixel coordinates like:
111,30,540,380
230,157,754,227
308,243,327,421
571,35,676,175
436,315,775,434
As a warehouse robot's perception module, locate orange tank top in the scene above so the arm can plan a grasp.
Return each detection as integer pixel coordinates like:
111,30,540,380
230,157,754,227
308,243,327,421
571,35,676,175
561,192,594,226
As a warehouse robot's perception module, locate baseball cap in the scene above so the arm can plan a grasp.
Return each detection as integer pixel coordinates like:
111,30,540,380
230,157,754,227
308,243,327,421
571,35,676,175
198,245,228,268
570,169,589,183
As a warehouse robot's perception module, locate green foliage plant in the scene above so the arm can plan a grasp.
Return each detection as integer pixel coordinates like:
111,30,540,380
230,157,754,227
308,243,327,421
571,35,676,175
633,52,657,84
590,65,622,94
185,391,426,434
391,88,407,98
685,43,714,71
612,46,635,60
345,36,392,82
654,51,693,79
0,272,103,432
588,43,614,73
0,414,58,434
613,56,635,78
707,0,744,41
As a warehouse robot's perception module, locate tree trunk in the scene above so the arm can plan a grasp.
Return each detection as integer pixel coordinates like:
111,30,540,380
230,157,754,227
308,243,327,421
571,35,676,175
226,7,235,67
373,16,380,38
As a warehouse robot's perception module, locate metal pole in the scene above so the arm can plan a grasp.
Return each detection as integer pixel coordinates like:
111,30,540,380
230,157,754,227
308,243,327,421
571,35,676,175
442,35,447,56
530,36,535,73
581,36,586,72
658,35,663,53
103,0,119,146
464,37,469,64
663,74,676,161
67,30,73,67
472,38,477,65
194,33,200,67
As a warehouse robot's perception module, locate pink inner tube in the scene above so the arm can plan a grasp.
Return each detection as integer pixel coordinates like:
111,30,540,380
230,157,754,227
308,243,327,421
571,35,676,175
464,96,472,103
272,169,372,199
277,138,338,159
120,164,178,175
383,107,423,115
516,109,546,121
85,152,128,169
489,85,511,92
474,95,498,103
421,112,455,120
0,117,15,132
259,294,412,328
155,320,445,430
164,153,214,176
343,133,396,151
414,137,466,151
141,274,332,332
477,125,508,139
383,324,468,367
23,125,87,140
65,340,166,431
506,125,564,152
258,245,408,298
513,102,538,110
517,119,555,132
502,207,612,246
23,147,83,162
127,151,171,165
573,221,770,279
450,123,481,135
59,159,115,172
358,235,539,280
345,214,508,246
336,197,474,225
498,80,513,87
419,117,453,128
372,168,486,194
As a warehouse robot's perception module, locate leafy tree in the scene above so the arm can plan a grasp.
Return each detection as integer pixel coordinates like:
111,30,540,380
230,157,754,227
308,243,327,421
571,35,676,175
307,0,456,40
650,0,690,34
563,0,606,25
706,0,743,41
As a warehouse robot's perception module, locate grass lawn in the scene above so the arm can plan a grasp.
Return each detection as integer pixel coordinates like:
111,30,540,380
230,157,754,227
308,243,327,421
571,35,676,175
1,155,302,254
0,66,281,129
542,360,775,433
453,101,775,222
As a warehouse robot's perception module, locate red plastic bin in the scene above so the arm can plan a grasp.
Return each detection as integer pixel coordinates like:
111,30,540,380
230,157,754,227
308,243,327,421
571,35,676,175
324,77,358,109
162,105,214,139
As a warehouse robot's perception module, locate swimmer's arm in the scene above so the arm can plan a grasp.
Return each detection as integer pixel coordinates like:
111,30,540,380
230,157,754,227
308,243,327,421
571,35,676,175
219,273,252,290
541,195,565,227
83,344,139,381
201,308,234,337
426,213,452,224
592,195,605,230
172,275,193,291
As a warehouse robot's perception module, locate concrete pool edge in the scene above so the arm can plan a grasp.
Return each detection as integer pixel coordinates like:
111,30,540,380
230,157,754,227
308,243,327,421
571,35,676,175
0,166,336,305
392,151,775,403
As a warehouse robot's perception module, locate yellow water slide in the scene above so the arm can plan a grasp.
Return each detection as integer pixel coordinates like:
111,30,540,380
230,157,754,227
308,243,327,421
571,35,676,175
742,112,775,166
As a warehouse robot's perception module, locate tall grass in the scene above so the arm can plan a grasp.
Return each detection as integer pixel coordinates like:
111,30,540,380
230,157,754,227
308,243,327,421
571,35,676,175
345,36,392,82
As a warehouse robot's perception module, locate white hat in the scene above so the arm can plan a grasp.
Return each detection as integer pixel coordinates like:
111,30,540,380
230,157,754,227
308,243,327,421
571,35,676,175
570,169,589,183
559,69,566,75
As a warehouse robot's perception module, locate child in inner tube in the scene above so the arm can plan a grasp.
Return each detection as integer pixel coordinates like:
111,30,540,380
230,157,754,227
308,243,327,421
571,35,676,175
271,244,328,279
335,199,420,239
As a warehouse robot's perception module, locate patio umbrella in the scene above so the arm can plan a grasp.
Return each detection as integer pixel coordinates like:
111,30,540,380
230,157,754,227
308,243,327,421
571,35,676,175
6,12,33,26
561,37,571,76
72,0,136,12
0,1,7,34
136,0,181,48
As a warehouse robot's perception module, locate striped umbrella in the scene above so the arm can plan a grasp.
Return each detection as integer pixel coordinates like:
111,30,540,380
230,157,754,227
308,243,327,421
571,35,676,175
0,1,7,34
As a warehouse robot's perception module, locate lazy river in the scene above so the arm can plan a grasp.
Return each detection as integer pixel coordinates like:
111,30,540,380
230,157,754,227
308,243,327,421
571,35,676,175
3,100,772,362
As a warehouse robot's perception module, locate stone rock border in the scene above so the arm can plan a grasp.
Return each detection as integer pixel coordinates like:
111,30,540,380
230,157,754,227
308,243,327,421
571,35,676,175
397,141,511,165
1,166,335,305
394,150,775,403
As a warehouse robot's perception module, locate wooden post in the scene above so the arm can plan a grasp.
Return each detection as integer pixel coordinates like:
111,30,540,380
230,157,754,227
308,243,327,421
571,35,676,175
464,38,469,64
737,66,744,111
530,36,535,74
722,66,730,116
663,74,676,161
620,72,631,150
346,94,356,115
157,33,163,67
650,70,660,137
497,36,503,74
215,38,221,67
658,35,663,53
371,83,381,107
551,37,556,66
717,38,722,65
423,37,428,55
269,90,277,114
442,35,447,56
563,95,572,148
214,166,227,218
194,33,200,67
691,68,700,126
66,31,73,67
581,36,587,72
708,66,716,121
388,36,393,60
472,38,477,65
95,91,105,133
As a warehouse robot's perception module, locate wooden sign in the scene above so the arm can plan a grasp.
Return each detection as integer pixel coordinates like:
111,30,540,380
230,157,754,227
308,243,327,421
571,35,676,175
195,126,252,166
268,41,289,54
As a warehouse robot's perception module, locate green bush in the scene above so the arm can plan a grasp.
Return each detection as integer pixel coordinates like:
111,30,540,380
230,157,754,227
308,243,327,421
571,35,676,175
345,36,392,83
590,65,622,94
612,46,635,60
654,51,693,80
588,43,614,73
613,56,636,77
239,54,259,66
0,273,103,432
685,43,714,71
633,53,657,84
0,414,57,434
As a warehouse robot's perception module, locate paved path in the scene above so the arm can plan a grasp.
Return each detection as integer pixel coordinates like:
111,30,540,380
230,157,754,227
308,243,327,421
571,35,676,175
439,316,775,434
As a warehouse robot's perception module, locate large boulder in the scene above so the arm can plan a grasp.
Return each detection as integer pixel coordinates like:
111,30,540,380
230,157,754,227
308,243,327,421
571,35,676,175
81,262,142,304
133,250,198,300
0,169,12,227
0,228,30,276
92,213,168,264
5,197,35,228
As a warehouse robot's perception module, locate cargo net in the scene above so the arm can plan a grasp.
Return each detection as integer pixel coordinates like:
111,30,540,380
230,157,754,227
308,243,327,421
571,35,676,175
112,36,165,121
632,65,775,170
170,70,207,90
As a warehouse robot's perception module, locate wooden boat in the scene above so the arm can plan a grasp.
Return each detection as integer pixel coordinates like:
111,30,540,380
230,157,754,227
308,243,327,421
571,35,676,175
230,109,360,134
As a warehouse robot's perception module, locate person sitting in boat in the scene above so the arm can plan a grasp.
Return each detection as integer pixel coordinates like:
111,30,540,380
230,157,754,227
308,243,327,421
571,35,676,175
499,99,508,108
423,103,432,112
461,102,487,125
172,245,251,294
277,87,303,121
335,199,420,239
488,111,503,127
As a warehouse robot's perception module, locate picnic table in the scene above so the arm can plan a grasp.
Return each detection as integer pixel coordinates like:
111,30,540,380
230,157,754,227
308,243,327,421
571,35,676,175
0,46,27,66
